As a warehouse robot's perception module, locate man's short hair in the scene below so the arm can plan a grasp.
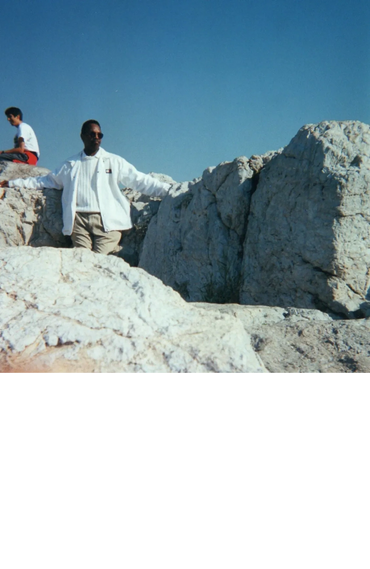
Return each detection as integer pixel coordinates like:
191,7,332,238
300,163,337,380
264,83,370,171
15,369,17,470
5,107,23,120
81,119,101,135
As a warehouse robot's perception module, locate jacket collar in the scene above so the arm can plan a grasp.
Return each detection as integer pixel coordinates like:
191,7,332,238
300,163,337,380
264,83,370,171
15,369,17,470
66,147,109,164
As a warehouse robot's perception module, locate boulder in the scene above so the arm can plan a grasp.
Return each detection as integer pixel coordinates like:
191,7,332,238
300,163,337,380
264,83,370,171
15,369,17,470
0,247,266,373
140,121,370,317
0,161,69,248
139,151,280,301
240,121,370,317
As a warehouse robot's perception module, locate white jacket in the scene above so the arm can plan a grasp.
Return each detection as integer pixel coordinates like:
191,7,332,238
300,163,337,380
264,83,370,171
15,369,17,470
9,148,171,235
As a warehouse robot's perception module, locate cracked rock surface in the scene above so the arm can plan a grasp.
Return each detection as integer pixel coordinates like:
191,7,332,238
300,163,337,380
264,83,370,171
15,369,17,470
139,151,279,302
240,121,370,317
0,247,266,373
141,120,370,318
195,303,370,373
0,161,69,248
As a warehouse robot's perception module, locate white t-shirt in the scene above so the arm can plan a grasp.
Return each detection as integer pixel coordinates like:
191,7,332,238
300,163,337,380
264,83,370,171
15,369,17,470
15,122,40,157
75,151,101,212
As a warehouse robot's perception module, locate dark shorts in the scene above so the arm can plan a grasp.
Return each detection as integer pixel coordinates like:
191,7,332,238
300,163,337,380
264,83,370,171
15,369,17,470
0,150,38,165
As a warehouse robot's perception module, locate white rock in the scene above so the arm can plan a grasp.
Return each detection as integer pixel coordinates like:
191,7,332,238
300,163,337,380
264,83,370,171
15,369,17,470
140,152,279,302
194,302,370,373
240,121,370,317
0,161,68,248
0,247,266,373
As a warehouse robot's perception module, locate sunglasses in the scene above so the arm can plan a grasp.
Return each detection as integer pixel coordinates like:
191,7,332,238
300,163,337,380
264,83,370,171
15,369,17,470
88,131,104,139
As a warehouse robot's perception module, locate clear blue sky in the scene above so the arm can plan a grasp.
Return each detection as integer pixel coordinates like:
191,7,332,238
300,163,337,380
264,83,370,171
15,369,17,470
1,0,369,182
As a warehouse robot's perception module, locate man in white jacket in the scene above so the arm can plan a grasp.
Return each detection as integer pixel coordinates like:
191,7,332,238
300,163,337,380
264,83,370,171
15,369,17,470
0,119,171,255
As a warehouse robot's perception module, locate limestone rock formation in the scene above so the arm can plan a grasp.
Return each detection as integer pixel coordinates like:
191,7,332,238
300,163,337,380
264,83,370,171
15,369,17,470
139,120,370,318
0,161,69,248
196,303,370,373
0,161,51,180
0,247,266,373
240,121,370,317
139,151,280,302
3,121,370,375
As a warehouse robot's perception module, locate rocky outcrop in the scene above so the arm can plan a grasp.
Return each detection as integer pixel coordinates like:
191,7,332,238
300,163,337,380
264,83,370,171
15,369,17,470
0,161,50,181
1,246,368,373
139,121,370,318
240,121,370,317
139,151,279,301
2,120,370,322
196,303,370,373
0,162,69,248
0,247,265,373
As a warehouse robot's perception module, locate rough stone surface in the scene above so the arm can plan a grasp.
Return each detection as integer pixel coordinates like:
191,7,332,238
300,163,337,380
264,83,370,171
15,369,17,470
0,161,51,181
195,303,370,373
140,151,280,302
240,121,370,317
119,172,176,265
0,247,266,373
0,161,69,248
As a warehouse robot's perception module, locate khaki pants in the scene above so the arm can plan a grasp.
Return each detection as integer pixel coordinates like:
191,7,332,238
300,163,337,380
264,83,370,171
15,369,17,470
71,212,122,255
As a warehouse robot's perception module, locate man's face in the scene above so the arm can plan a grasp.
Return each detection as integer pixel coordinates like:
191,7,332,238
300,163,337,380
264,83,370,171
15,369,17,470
7,114,22,127
81,123,103,155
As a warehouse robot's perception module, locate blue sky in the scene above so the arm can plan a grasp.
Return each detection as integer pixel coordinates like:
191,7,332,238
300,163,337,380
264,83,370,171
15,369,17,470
1,0,369,181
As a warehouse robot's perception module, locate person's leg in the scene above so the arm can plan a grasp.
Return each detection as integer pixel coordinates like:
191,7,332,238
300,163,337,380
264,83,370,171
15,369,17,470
24,151,38,165
71,212,93,249
0,152,28,162
89,213,122,255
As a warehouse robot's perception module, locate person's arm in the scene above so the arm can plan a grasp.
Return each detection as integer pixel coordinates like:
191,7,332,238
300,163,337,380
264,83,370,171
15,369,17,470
0,175,53,199
0,163,67,195
0,137,26,154
117,157,171,198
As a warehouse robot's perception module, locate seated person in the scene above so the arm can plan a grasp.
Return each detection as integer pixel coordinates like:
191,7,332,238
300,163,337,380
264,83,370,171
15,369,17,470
0,107,40,165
